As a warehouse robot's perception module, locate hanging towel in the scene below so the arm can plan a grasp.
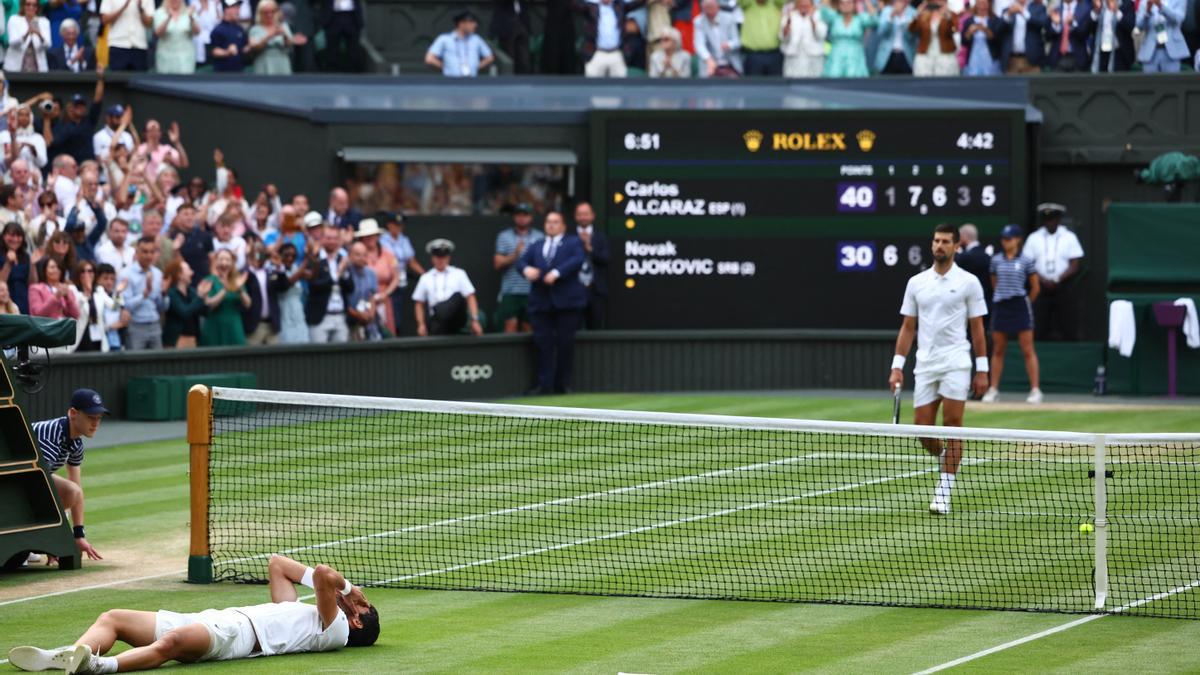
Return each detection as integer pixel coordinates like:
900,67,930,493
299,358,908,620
1108,300,1136,357
1174,297,1200,349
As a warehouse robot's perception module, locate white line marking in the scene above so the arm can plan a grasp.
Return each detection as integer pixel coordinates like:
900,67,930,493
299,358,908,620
912,579,1200,674
0,570,185,607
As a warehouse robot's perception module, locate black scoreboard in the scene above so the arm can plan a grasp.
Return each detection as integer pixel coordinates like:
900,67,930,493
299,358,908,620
592,110,1027,330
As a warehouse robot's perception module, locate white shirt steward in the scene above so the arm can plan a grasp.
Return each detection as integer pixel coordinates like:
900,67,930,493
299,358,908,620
411,266,475,311
154,601,348,662
31,416,83,472
900,263,987,406
1022,226,1084,284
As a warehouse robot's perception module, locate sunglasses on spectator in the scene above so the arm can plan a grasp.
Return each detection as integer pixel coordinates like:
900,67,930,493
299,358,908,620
80,268,95,274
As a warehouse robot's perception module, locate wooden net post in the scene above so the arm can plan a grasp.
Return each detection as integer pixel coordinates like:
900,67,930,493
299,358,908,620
187,385,213,583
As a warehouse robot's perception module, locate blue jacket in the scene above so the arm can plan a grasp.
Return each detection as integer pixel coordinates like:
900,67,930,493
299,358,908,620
873,5,917,73
999,1,1050,66
1136,0,1189,61
519,235,588,312
1045,0,1093,70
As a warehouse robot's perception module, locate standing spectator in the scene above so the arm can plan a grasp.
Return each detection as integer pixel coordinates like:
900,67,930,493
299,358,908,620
93,105,134,181
199,248,250,346
317,0,363,72
650,26,692,76
49,154,80,210
118,236,166,349
982,224,1042,404
210,0,249,72
961,0,1003,75
264,205,306,252
490,0,532,74
94,263,128,350
873,0,916,74
269,242,309,344
153,0,200,74
325,187,362,232
1023,203,1084,342
304,226,353,343
44,73,104,166
1045,0,1090,71
136,120,189,180
621,17,647,72
577,0,647,78
241,241,278,344
955,223,993,318
494,202,544,333
412,238,482,336
0,222,33,314
739,0,785,75
212,212,248,270
1088,0,1133,72
172,203,213,282
47,19,94,71
378,210,423,335
4,110,48,175
998,0,1049,74
0,281,19,314
65,169,112,262
29,257,79,319
94,217,134,273
163,257,203,348
192,0,222,69
1135,0,1187,72
28,191,64,249
100,0,153,71
248,0,294,74
820,0,878,77
0,186,29,236
42,233,77,282
344,240,380,341
520,211,587,395
71,260,108,352
139,209,173,270
425,11,495,77
781,0,828,77
5,0,52,72
909,0,959,76
540,0,579,73
356,218,399,336
573,201,609,330
48,0,85,50
694,0,742,76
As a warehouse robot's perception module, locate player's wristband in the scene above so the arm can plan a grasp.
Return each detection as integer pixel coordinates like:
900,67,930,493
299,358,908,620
340,579,354,596
73,525,86,539
975,356,990,373
890,355,906,371
300,566,316,589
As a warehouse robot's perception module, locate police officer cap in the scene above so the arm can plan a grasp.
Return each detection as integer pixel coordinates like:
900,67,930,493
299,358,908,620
426,238,455,256
1037,203,1067,219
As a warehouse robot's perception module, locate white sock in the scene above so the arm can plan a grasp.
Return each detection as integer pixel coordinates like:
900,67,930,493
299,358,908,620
934,472,956,502
91,655,118,674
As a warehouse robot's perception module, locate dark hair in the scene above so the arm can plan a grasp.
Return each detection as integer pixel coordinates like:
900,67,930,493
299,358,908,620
95,263,116,278
138,235,159,248
933,223,959,243
279,242,297,257
347,606,380,647
0,186,17,208
73,260,95,292
35,256,60,283
47,231,78,277
2,222,29,261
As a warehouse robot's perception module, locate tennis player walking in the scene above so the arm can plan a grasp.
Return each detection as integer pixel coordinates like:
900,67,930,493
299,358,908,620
888,223,989,515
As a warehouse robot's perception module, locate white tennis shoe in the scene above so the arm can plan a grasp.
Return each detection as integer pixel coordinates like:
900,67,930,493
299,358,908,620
929,498,951,515
7,645,88,672
1026,388,1044,404
981,388,999,403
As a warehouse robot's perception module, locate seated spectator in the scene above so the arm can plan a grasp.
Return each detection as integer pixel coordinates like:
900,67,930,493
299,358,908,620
269,242,309,344
621,17,647,72
650,26,692,76
781,0,828,77
0,223,33,314
5,0,52,72
28,191,65,249
999,0,1048,74
0,281,21,314
101,0,154,71
1135,0,1187,72
210,0,249,71
154,0,200,74
199,248,250,346
577,0,646,78
94,218,134,273
241,241,278,344
739,0,785,75
3,108,49,175
71,260,108,352
412,238,483,336
94,263,128,350
820,0,878,77
29,257,80,319
1045,0,1090,71
694,0,741,76
48,19,94,71
909,0,959,76
163,257,203,348
960,0,1003,75
873,0,915,75
344,240,380,341
48,0,85,50
248,0,294,75
1088,0,1134,72
426,11,494,77
356,219,399,336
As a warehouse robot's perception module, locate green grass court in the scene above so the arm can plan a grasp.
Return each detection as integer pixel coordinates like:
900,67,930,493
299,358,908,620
3,393,1200,673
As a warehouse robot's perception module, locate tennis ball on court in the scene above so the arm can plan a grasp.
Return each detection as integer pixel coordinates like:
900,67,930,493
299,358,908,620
1079,523,1094,534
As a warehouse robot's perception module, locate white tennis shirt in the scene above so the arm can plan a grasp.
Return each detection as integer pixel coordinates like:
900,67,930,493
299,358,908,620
234,601,349,656
900,263,987,374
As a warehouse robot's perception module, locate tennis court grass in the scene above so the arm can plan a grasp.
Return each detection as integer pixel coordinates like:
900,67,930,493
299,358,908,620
3,393,1199,673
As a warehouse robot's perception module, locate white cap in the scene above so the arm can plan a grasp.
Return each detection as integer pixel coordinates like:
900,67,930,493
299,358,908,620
303,211,324,228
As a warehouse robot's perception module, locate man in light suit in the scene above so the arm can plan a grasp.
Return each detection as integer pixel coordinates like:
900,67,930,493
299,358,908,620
694,0,742,76
873,0,917,74
997,0,1049,73
1135,0,1188,72
1045,0,1092,71
520,211,588,395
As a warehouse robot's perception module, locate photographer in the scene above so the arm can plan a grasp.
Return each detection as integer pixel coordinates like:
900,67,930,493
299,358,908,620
40,67,106,165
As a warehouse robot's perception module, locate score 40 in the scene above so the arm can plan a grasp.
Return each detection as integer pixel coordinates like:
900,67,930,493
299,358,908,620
837,183,997,212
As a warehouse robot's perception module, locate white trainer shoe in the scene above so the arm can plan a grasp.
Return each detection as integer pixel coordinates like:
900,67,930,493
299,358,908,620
929,499,951,515
981,388,999,403
25,552,44,565
1026,388,1044,404
8,645,87,673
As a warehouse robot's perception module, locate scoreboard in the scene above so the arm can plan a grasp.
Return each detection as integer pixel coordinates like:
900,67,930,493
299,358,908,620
592,110,1027,330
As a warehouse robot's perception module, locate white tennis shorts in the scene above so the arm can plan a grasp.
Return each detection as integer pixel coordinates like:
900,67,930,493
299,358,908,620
155,609,257,662
913,368,971,407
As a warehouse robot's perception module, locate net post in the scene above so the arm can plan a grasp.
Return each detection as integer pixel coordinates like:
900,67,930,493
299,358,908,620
1093,434,1109,610
187,385,213,584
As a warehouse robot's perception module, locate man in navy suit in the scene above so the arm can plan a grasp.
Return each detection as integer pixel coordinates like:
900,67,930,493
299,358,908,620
1045,0,1092,71
573,201,609,330
47,19,95,72
1088,0,1135,71
520,211,587,395
997,0,1049,73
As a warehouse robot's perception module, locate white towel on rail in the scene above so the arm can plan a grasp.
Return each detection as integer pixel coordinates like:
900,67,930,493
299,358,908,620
1174,298,1199,349
1108,300,1136,357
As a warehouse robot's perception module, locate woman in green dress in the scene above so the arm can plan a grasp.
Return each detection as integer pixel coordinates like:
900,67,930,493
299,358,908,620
247,0,294,75
819,0,878,77
153,0,200,74
199,249,250,347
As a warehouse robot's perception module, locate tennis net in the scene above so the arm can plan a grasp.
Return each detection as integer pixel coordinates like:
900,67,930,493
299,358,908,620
191,387,1200,618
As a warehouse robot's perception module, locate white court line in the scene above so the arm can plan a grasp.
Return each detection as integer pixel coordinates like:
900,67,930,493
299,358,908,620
913,578,1200,674
0,569,185,608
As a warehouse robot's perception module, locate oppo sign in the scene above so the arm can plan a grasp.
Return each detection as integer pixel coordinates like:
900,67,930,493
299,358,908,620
450,365,494,383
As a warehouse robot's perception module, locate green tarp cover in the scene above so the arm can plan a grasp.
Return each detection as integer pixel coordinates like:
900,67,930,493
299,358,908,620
1108,203,1200,286
0,316,76,348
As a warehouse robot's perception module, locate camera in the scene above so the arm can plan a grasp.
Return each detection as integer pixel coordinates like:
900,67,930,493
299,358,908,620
39,100,55,114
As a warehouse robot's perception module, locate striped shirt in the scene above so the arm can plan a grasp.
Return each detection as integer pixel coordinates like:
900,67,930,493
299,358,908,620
31,416,84,472
990,253,1036,302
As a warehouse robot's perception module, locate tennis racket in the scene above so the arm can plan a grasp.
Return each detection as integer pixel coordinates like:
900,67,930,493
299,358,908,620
892,383,902,425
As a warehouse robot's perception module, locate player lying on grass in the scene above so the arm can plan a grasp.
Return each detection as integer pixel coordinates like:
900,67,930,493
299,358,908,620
8,556,379,674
